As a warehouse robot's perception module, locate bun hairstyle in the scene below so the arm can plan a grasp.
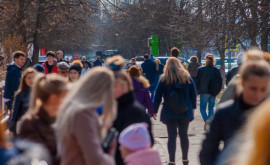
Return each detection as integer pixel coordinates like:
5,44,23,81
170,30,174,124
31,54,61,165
28,73,68,114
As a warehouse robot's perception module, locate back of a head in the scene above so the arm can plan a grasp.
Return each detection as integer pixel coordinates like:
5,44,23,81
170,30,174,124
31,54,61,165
163,57,190,85
171,47,180,58
190,56,198,63
144,55,149,60
128,65,141,78
205,53,215,66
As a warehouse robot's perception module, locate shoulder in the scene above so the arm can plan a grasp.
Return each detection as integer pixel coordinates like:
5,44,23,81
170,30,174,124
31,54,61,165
215,99,235,116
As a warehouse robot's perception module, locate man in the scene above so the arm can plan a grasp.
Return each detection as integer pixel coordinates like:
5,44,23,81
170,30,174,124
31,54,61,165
170,47,188,70
93,56,102,67
56,50,69,64
42,51,58,74
196,54,222,130
226,53,244,85
141,55,158,99
57,62,70,78
81,56,92,68
4,51,26,111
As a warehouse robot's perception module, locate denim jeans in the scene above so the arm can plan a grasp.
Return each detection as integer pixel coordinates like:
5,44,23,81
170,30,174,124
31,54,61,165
200,94,216,121
166,119,190,162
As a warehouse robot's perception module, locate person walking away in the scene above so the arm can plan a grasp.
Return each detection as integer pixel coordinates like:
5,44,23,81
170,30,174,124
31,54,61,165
93,56,102,67
153,57,197,165
18,73,68,165
119,123,162,165
9,68,37,136
188,56,200,84
81,63,90,75
141,55,158,99
155,59,164,86
42,51,58,74
106,55,154,165
170,47,188,70
55,67,117,165
196,54,222,130
57,62,70,78
81,56,91,68
226,53,244,85
4,51,26,114
199,59,270,165
56,50,69,64
128,65,155,117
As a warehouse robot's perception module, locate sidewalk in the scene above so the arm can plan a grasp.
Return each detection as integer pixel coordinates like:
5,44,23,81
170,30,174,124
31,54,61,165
152,100,205,165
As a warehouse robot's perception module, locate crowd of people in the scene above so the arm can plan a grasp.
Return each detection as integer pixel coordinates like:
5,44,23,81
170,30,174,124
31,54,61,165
1,47,270,165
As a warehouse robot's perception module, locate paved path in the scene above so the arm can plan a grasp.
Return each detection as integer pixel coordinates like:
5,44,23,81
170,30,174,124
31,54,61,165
152,100,206,165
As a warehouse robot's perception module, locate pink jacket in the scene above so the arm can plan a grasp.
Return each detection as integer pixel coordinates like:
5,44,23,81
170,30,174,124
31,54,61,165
124,148,162,165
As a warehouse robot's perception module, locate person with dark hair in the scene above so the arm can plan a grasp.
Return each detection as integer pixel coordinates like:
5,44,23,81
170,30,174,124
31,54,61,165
42,51,58,74
93,56,102,67
69,64,82,82
171,47,180,58
141,55,158,99
4,51,26,112
196,54,222,130
188,56,200,84
33,64,45,73
9,68,37,136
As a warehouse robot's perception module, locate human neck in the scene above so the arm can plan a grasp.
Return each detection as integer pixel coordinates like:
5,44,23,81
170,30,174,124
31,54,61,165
48,61,54,65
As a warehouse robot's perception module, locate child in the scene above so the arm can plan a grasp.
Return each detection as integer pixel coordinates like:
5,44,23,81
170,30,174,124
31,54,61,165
119,123,162,165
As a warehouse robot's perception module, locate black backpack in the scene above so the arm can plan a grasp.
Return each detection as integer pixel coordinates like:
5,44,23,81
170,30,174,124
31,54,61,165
208,67,223,96
167,83,188,114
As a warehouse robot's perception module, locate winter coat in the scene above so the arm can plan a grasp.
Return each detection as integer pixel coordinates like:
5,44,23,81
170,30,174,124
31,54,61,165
113,91,154,165
9,87,31,134
196,66,222,95
124,148,162,165
18,108,59,165
188,62,200,78
4,64,21,100
226,66,239,85
42,60,58,74
141,60,158,91
93,60,102,67
81,61,91,68
154,78,197,121
131,78,154,116
57,109,115,165
199,96,254,165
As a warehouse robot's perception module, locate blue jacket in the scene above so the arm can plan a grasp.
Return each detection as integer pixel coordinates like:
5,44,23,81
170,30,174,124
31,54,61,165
93,59,102,67
4,64,21,100
141,60,158,90
196,66,222,94
154,78,197,121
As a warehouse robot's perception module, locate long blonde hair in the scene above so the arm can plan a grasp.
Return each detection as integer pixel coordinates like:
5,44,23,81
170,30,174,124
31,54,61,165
230,99,270,165
162,57,191,85
16,67,37,94
55,67,117,141
28,73,68,114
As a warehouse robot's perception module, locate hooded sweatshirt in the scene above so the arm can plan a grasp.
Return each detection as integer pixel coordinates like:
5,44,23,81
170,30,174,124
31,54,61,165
4,64,21,100
124,148,162,165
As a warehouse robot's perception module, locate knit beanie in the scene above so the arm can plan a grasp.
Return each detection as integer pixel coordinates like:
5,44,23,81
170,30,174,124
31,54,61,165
69,64,82,75
119,123,151,151
33,64,45,73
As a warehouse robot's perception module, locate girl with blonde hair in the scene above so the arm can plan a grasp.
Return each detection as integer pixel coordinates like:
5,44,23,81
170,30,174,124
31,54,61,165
18,73,68,165
9,68,37,135
154,57,197,165
55,67,117,165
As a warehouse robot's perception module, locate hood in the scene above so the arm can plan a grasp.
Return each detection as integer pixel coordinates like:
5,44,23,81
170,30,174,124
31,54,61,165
125,148,162,165
7,63,20,71
132,78,143,91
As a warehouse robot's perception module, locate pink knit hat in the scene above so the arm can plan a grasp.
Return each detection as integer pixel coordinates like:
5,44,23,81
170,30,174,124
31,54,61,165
119,123,151,151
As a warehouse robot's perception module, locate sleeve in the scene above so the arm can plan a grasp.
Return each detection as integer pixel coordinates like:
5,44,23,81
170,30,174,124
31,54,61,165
144,89,154,116
153,80,164,114
9,93,22,132
226,70,232,85
19,119,43,143
11,70,21,96
196,69,201,90
199,112,223,165
189,79,197,109
73,111,115,165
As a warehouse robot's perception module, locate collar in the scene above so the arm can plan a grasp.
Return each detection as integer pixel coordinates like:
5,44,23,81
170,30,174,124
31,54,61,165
117,91,135,109
12,62,21,68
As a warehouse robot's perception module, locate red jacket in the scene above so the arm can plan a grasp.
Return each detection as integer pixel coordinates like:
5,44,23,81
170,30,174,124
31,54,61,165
42,60,58,74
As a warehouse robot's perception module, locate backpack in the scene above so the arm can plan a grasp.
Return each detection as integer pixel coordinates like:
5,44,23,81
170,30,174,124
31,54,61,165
208,67,223,96
167,83,188,114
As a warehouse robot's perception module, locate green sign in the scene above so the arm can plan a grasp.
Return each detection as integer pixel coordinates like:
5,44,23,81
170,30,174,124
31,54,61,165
148,35,159,56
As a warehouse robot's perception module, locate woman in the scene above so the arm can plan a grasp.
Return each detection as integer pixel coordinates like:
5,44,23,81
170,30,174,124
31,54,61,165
18,73,68,165
128,65,154,117
55,67,117,165
106,55,154,165
199,59,270,165
9,68,37,135
69,64,82,82
188,56,200,84
154,57,197,165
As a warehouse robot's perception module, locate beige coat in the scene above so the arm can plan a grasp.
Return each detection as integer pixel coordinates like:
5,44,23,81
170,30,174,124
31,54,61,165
58,109,115,165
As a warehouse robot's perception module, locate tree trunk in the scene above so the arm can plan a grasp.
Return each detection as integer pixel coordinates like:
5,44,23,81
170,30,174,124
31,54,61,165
17,0,27,43
197,48,202,64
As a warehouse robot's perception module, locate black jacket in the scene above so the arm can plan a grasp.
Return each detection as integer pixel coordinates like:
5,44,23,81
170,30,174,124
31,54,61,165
113,91,154,165
4,64,21,100
9,87,31,134
199,97,254,165
141,60,158,90
93,60,102,67
226,66,239,85
196,66,222,94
